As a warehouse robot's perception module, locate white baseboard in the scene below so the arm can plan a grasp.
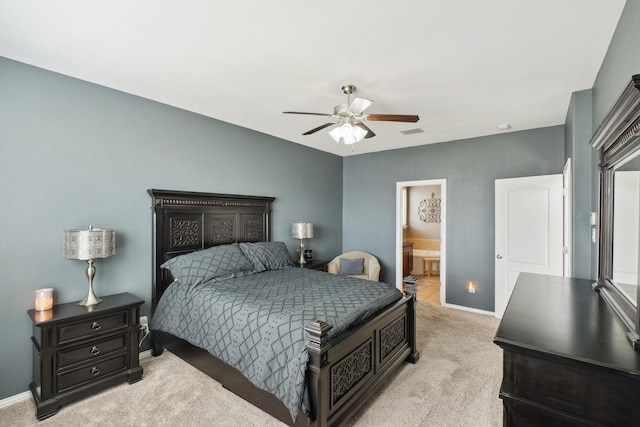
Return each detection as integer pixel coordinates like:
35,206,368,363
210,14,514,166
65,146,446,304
0,350,154,410
442,302,496,317
0,391,31,409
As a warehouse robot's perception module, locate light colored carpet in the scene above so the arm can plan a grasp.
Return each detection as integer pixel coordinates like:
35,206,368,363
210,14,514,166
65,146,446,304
1,302,502,427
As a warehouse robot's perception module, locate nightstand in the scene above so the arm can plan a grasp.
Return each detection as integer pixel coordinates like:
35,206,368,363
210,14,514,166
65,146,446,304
294,260,328,271
27,292,144,420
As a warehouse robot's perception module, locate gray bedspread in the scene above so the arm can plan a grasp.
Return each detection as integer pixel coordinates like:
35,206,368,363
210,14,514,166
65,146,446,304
151,267,402,422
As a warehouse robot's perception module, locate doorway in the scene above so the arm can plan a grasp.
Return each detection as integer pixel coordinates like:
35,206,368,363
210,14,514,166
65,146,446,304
396,179,447,304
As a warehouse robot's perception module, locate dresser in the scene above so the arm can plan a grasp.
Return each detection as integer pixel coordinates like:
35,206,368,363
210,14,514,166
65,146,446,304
28,292,144,420
402,242,413,277
494,273,640,426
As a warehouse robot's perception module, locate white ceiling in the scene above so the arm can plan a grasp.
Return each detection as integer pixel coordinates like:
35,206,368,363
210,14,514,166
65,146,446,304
0,1,626,156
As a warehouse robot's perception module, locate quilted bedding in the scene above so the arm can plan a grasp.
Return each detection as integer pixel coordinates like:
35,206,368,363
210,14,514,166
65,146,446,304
151,267,402,422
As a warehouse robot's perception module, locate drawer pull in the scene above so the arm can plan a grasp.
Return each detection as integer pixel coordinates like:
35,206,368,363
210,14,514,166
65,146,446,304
91,322,102,331
90,346,100,356
90,366,100,376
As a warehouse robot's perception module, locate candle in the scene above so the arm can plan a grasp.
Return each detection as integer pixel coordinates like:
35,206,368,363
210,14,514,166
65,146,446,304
35,310,53,322
35,288,54,311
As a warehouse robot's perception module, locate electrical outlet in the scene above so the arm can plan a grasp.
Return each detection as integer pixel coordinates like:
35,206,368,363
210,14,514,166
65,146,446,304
467,281,477,294
138,315,150,346
140,316,149,331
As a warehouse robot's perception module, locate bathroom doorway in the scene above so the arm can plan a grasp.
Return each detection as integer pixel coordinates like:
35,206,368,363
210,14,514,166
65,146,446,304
396,179,447,304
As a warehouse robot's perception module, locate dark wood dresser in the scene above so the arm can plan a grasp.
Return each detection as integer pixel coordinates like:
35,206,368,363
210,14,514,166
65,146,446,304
28,292,144,420
402,242,413,277
494,273,640,426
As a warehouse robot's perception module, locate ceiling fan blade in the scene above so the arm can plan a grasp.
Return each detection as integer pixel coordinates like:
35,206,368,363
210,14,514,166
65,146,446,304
355,122,376,139
349,97,374,115
365,114,420,123
283,111,333,117
302,122,336,135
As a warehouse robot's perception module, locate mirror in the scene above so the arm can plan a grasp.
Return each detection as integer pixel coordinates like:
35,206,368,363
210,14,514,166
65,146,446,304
612,152,640,305
592,74,640,350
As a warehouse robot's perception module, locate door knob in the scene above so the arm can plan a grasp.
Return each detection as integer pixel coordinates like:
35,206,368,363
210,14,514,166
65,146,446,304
496,254,503,259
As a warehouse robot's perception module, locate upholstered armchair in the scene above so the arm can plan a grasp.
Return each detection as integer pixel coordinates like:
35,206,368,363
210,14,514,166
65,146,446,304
327,251,381,282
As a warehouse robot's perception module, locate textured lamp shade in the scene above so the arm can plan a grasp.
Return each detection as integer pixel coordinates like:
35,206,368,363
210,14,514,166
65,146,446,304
291,222,314,239
292,222,313,265
64,227,115,260
64,226,115,306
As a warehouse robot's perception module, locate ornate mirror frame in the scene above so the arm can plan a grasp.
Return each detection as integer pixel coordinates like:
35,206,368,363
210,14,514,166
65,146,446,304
591,74,640,350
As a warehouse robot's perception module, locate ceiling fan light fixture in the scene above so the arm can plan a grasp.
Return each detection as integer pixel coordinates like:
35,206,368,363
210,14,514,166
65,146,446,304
284,84,419,146
328,118,367,145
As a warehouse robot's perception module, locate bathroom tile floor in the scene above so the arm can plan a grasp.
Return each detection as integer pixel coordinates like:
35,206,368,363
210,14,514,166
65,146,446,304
415,274,441,304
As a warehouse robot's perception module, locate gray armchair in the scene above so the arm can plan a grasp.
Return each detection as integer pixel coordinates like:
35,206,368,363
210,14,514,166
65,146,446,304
327,251,381,282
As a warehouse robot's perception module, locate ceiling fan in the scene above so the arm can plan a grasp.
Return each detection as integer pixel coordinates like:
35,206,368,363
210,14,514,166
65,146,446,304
283,84,419,145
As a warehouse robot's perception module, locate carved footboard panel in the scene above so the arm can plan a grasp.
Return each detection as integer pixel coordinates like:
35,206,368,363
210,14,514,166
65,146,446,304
305,295,419,426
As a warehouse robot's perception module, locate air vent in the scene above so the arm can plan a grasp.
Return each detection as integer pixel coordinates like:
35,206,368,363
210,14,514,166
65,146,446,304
400,128,424,135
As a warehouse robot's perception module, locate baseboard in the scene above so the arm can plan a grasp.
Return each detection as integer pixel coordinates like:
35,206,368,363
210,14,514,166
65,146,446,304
0,350,154,409
0,391,31,409
442,302,495,317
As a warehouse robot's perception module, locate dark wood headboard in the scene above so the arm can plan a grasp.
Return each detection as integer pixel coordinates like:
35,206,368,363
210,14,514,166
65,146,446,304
148,189,275,314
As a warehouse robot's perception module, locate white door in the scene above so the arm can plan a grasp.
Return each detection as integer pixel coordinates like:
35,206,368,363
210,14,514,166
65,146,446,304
495,175,564,318
563,159,572,277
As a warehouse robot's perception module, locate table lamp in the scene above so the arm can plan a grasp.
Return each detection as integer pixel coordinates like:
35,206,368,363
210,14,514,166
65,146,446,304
63,226,116,306
291,222,313,265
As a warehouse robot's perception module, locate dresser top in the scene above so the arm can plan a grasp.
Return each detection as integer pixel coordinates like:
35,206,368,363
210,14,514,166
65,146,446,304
494,273,640,375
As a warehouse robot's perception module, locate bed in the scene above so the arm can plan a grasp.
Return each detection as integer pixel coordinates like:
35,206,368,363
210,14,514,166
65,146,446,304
148,189,420,426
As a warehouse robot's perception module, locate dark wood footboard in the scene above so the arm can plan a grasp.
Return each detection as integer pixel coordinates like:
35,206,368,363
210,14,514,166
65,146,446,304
305,294,419,426
152,293,418,427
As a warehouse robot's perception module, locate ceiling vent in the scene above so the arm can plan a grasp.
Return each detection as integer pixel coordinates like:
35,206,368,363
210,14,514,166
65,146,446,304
400,128,425,135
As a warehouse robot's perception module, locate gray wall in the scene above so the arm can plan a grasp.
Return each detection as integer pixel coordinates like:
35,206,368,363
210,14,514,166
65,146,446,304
343,126,565,312
0,57,343,400
591,0,640,275
405,185,442,240
592,0,640,128
564,89,595,279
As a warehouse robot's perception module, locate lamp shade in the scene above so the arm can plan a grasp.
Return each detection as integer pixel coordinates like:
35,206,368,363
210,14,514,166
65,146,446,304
64,226,115,260
291,222,314,239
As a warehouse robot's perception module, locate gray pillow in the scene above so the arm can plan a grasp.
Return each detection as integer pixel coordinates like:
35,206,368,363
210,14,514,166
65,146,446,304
161,243,254,285
239,241,293,272
340,257,364,275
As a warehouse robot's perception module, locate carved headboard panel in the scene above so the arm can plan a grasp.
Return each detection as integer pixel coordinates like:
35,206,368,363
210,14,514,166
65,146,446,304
148,189,275,314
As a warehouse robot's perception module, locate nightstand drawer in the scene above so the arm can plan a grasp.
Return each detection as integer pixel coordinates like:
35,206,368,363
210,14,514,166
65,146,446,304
57,353,127,392
58,311,128,344
58,334,127,369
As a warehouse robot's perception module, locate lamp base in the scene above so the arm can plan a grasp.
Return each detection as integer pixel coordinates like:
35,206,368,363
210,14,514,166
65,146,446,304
298,239,307,265
78,291,102,306
78,259,102,306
